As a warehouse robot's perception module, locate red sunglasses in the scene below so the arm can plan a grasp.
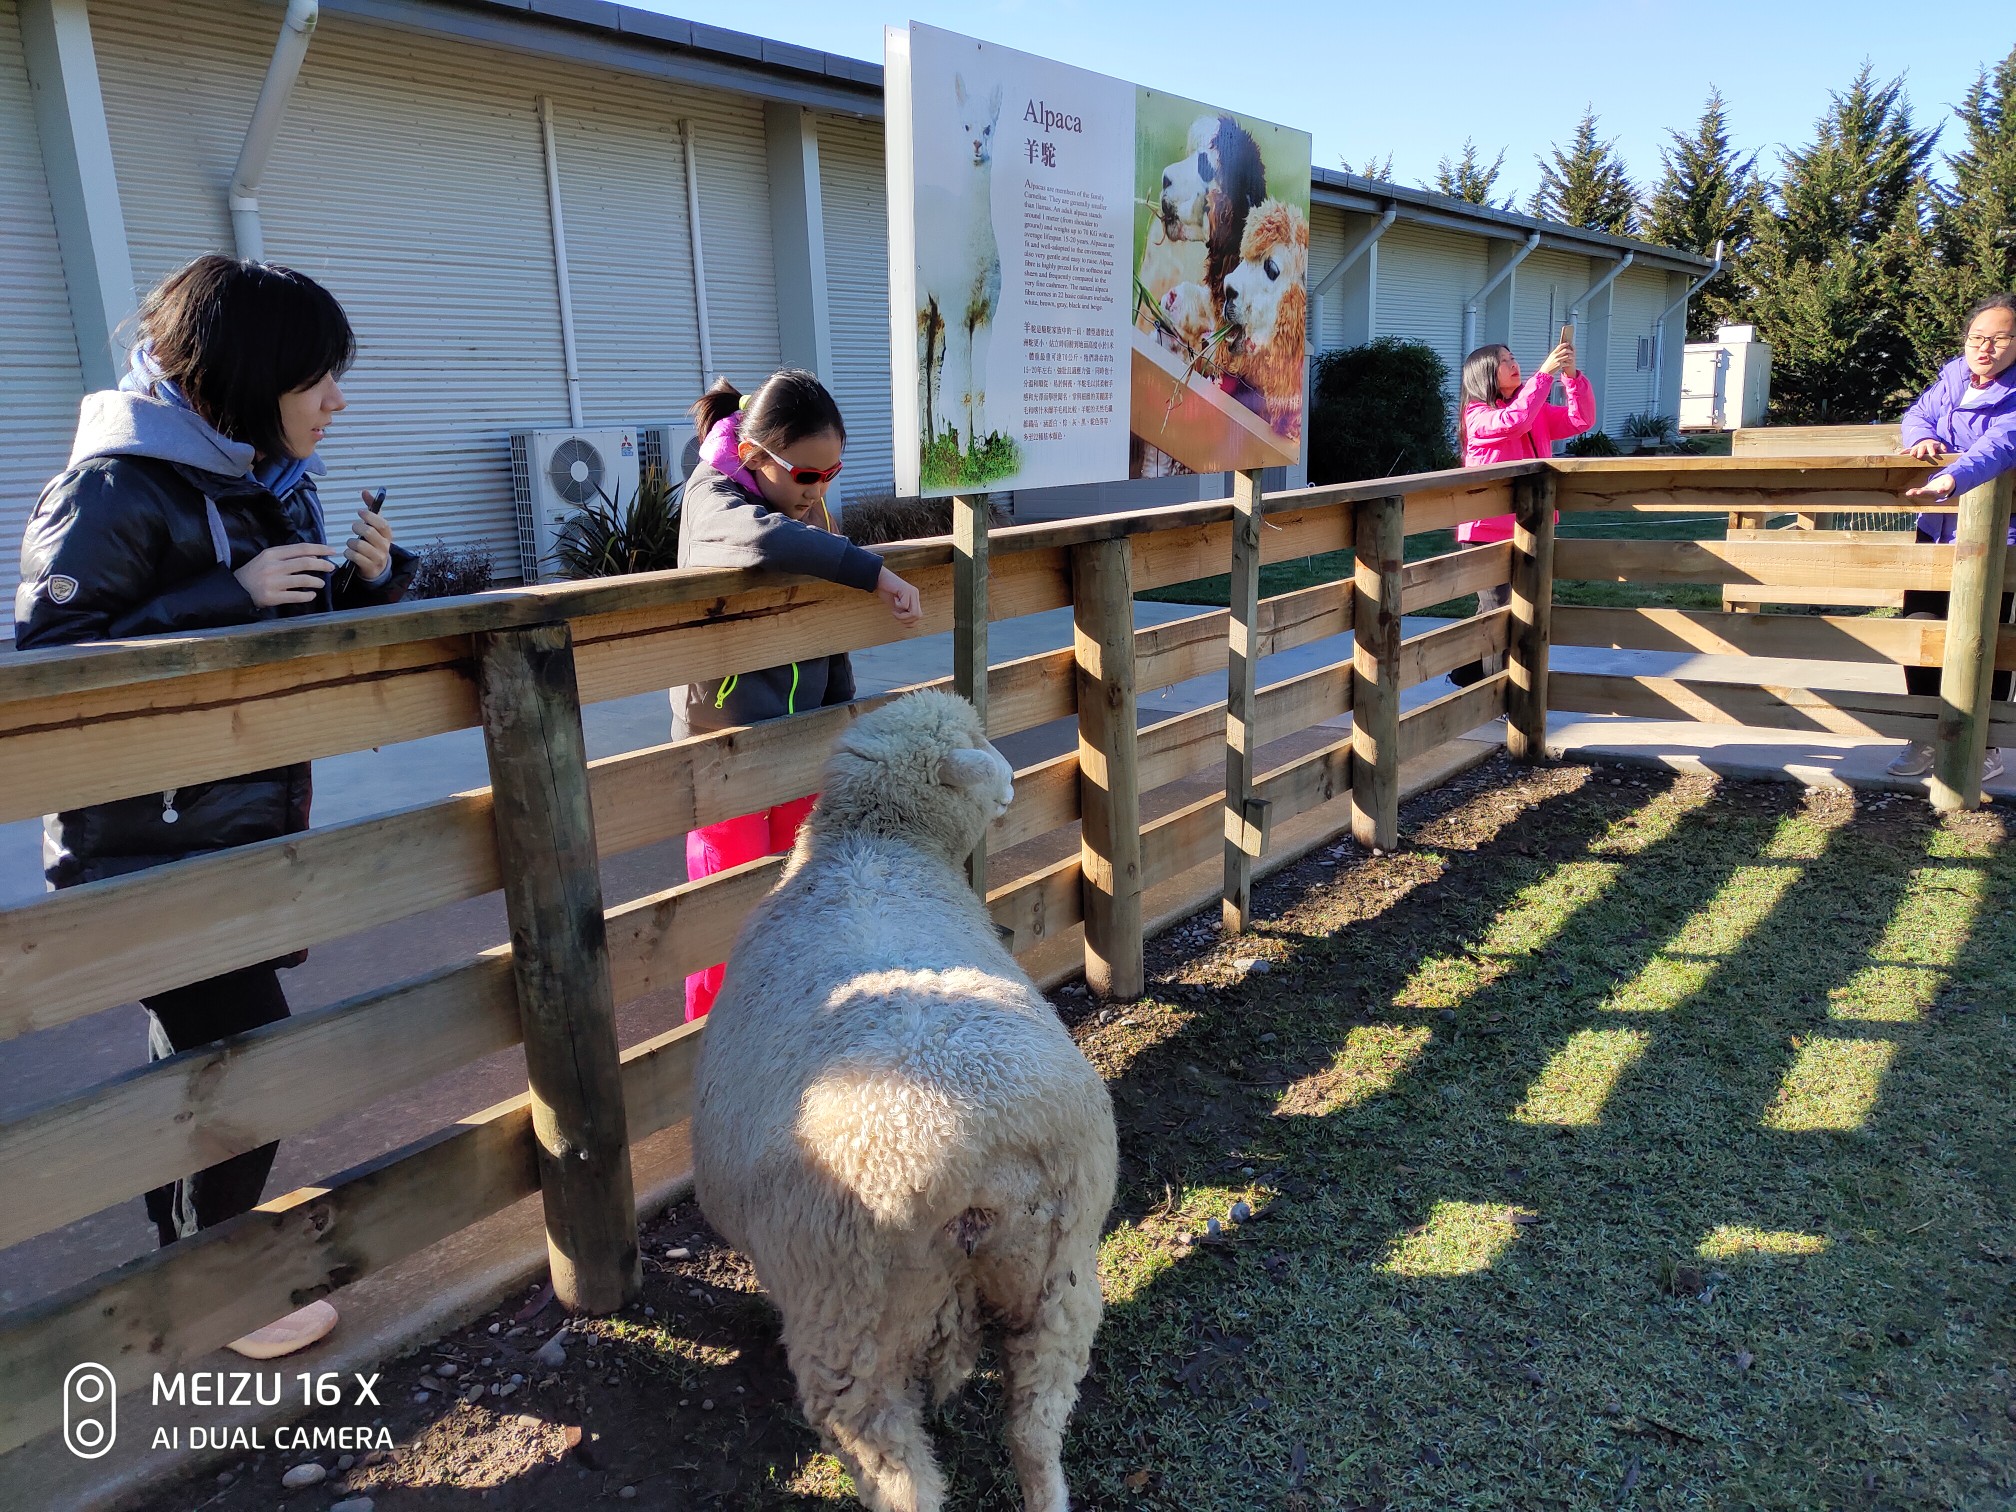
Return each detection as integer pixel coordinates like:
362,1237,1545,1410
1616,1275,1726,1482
753,442,843,486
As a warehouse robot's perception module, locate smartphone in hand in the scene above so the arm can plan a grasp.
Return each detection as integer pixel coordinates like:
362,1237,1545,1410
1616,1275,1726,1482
331,487,389,599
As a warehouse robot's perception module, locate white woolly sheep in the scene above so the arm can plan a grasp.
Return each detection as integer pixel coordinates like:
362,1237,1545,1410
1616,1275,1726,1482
692,690,1118,1512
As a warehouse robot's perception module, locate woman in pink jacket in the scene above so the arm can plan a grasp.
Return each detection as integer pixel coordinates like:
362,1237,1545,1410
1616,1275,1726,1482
1447,340,1594,685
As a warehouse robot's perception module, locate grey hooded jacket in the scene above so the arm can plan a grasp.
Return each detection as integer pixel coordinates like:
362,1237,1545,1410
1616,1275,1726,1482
671,460,885,739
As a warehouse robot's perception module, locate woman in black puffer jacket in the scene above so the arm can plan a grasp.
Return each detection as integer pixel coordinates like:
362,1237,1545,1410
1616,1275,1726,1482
13,257,411,1342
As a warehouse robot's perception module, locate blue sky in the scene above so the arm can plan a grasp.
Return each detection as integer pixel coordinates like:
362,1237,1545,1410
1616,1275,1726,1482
640,1,2008,205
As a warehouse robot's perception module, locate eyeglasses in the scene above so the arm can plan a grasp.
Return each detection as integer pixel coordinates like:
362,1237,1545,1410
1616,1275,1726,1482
754,442,843,486
1964,333,2014,351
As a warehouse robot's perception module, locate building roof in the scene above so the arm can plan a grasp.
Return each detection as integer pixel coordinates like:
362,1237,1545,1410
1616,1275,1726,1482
1312,169,1713,272
339,0,1713,275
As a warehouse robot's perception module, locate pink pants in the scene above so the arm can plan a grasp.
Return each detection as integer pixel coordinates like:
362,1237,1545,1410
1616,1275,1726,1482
683,793,817,1020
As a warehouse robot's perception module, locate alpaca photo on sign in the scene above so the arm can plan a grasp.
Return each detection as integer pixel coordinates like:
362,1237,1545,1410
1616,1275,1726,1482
1130,89,1311,476
1137,114,1266,316
915,71,1019,492
1220,197,1310,437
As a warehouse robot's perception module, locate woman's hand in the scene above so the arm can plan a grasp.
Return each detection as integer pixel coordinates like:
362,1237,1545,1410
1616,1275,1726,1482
877,567,923,627
1905,473,1956,500
1539,342,1577,378
1903,438,1945,462
235,542,340,607
345,493,395,580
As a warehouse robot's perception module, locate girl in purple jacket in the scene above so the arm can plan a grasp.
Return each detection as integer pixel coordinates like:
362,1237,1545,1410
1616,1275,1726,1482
1888,292,2016,779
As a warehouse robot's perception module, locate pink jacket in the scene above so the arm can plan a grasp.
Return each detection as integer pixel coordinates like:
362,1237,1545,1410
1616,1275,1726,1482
1456,370,1595,543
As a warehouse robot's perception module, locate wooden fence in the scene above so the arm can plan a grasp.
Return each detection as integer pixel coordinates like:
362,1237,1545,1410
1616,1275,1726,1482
1,450,2005,1458
0,461,1523,1454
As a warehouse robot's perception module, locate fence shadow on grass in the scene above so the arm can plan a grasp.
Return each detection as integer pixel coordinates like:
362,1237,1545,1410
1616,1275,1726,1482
1029,771,2015,1512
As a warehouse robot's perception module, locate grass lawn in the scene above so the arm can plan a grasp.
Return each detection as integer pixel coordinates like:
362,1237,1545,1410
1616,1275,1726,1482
1046,762,2016,1510
1140,510,1736,618
178,764,2015,1512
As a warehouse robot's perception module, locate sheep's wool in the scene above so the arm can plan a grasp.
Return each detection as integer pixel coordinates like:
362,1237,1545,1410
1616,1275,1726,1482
693,690,1117,1512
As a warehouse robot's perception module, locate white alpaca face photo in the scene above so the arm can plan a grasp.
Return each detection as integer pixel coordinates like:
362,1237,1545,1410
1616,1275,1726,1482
1222,221,1306,351
953,73,1000,166
1157,115,1223,239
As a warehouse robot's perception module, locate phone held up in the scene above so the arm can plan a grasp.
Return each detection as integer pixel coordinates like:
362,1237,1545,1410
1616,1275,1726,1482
329,487,388,601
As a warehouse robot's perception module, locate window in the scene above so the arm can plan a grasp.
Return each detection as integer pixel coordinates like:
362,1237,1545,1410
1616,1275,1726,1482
1636,336,1652,370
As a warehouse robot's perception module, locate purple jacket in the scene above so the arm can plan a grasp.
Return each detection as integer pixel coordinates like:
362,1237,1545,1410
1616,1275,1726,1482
1900,357,2016,543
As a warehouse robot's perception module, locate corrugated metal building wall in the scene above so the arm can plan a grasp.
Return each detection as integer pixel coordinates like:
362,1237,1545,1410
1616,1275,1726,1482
1604,268,1668,427
88,0,777,567
1307,203,1350,353
0,0,88,619
1373,221,1486,389
8,0,1701,591
1510,248,1590,371
816,112,895,509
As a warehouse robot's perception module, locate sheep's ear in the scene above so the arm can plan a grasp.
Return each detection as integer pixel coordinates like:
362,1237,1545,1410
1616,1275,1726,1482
937,748,998,790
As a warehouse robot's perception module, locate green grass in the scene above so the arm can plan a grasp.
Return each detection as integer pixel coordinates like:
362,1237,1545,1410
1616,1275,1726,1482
553,764,2013,1512
1044,768,2016,1510
1140,510,1738,618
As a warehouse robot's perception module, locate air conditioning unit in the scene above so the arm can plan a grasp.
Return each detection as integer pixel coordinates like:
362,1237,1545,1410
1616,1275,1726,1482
637,423,694,488
508,427,640,584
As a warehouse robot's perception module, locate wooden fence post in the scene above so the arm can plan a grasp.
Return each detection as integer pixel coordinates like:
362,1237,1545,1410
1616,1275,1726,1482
1506,470,1558,761
1931,473,2015,813
1072,537,1143,999
1223,469,1270,932
1352,494,1405,851
476,621,640,1314
953,494,990,897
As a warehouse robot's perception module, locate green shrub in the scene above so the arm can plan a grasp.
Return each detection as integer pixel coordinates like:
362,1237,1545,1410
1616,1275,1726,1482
555,466,681,577
408,539,495,598
1563,430,1622,457
841,493,1011,548
1308,338,1459,483
1622,411,1678,444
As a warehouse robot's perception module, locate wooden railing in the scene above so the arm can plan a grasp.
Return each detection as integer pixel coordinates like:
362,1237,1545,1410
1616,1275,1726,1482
4,450,2005,1460
1548,457,2015,809
0,461,1522,1454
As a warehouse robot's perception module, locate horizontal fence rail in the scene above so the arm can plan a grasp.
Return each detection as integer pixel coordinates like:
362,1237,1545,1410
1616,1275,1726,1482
4,449,1987,1460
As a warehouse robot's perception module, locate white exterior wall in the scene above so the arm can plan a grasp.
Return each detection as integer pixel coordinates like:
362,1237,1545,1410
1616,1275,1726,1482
1307,203,1350,352
6,1,1715,561
815,112,895,506
0,0,88,620
87,0,773,568
1509,248,1589,373
1373,221,1486,393
1603,267,1667,427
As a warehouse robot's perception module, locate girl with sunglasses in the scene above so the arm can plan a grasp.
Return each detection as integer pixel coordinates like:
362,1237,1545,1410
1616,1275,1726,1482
675,369,924,1018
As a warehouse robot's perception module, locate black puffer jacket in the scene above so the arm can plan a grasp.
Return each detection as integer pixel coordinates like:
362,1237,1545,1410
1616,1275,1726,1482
13,391,414,887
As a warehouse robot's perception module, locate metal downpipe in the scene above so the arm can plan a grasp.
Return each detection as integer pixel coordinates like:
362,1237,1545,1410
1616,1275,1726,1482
228,0,318,262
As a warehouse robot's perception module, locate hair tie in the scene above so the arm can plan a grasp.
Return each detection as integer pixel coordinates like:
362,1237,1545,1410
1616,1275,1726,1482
738,392,752,412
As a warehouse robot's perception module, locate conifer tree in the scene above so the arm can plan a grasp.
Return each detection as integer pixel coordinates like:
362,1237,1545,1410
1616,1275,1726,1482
1746,66,1939,420
1428,139,1510,207
1346,152,1395,182
1642,89,1761,336
1528,108,1638,234
1911,47,2016,368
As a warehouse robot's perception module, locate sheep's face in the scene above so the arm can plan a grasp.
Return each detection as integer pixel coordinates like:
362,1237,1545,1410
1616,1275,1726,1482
819,690,1015,863
938,744,1014,821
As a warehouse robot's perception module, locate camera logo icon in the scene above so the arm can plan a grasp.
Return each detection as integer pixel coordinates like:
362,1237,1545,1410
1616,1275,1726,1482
64,1363,117,1459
